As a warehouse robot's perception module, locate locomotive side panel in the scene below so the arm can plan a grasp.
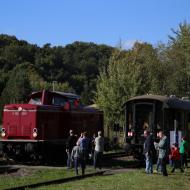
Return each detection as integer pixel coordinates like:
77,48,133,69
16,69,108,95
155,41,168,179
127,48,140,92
68,112,103,137
36,109,61,140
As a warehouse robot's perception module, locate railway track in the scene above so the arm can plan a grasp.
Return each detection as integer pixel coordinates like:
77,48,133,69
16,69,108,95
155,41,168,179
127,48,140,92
0,151,128,165
103,151,128,158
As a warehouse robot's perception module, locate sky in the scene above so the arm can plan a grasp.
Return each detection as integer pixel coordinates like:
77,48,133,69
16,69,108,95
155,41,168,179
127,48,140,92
0,0,190,48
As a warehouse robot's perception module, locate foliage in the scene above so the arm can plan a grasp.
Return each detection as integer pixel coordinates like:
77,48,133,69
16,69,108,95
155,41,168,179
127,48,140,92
0,65,32,104
95,42,161,130
1,22,190,129
95,49,141,132
0,35,113,109
166,21,190,97
95,22,190,129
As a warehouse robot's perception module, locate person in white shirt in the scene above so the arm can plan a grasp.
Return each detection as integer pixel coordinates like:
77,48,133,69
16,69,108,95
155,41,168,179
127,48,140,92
94,131,104,169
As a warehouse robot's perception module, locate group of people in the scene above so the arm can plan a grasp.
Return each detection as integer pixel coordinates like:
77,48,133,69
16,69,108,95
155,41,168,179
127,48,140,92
65,130,104,176
143,130,189,176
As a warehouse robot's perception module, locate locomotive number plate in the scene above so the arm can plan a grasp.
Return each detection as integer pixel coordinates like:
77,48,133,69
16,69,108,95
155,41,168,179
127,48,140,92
12,112,19,116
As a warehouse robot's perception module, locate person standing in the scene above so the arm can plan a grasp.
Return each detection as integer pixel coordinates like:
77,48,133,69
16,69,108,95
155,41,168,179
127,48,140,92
71,142,86,176
90,133,96,162
79,132,90,161
154,130,169,176
94,131,104,170
170,143,184,173
143,130,155,174
66,130,77,169
180,136,189,169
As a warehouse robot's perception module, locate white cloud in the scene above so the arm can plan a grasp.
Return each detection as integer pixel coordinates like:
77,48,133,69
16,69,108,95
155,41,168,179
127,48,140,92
122,40,137,49
122,40,144,50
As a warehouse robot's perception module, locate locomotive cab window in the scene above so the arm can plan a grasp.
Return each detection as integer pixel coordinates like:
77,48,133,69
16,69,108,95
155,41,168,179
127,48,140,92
52,96,67,106
29,97,42,105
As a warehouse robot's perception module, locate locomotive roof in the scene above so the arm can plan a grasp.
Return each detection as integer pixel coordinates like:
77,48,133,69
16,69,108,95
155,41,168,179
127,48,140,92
53,91,80,99
30,90,80,99
125,94,190,110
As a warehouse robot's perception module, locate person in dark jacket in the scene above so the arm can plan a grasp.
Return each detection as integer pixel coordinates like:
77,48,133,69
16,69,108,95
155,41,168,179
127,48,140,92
66,130,77,168
79,132,90,161
143,130,155,174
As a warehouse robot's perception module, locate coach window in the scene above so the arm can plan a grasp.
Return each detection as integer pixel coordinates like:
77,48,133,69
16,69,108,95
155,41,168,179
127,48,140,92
176,111,182,131
155,103,162,130
186,114,190,140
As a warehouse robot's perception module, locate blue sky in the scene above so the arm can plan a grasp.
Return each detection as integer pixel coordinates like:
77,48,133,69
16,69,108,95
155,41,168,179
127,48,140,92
0,0,190,48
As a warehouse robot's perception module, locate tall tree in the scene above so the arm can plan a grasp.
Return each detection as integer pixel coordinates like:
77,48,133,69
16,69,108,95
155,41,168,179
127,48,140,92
166,21,190,97
0,65,32,122
95,50,141,135
0,65,32,105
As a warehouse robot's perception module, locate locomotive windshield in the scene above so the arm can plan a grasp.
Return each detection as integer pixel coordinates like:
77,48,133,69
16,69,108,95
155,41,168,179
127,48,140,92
52,96,67,106
29,97,42,105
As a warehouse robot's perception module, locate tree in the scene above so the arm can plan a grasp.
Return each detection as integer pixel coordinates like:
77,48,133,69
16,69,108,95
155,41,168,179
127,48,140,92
0,65,32,122
130,42,161,95
166,21,190,97
95,50,141,136
0,66,32,105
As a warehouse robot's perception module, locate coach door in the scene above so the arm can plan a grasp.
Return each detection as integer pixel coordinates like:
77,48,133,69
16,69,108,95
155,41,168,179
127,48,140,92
133,103,155,144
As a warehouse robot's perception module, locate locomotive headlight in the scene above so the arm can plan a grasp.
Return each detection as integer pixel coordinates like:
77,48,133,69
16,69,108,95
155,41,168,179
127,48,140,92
1,128,6,137
32,128,38,138
18,107,23,111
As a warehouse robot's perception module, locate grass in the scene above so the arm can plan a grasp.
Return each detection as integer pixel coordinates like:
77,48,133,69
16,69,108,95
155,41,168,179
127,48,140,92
1,157,190,190
33,167,190,190
0,167,95,189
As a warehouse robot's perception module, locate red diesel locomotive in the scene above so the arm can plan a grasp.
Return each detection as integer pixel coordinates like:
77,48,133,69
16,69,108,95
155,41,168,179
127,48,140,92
0,90,103,163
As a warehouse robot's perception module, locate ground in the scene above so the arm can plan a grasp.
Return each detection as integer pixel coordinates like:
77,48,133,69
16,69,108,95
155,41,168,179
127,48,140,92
0,156,190,190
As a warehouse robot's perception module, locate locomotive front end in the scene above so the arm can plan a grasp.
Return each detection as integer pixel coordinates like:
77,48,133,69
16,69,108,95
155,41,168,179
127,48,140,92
2,104,38,140
1,104,40,161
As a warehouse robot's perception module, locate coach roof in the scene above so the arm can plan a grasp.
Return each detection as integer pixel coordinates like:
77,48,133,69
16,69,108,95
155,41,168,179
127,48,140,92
127,94,168,102
125,94,190,110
